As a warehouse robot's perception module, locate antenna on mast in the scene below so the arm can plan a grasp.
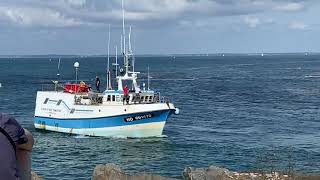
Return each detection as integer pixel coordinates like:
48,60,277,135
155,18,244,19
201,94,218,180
107,24,111,90
129,26,132,53
129,26,135,73
112,46,119,78
120,35,123,55
54,58,61,91
122,0,129,75
147,65,150,91
112,46,119,90
122,0,126,55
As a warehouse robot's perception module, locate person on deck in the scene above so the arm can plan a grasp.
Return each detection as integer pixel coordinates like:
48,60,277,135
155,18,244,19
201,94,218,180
123,85,129,105
95,76,101,92
0,113,34,180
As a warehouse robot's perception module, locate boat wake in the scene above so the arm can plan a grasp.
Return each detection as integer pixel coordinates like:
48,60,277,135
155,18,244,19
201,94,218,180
73,134,168,140
73,135,91,139
110,135,128,139
305,75,320,78
151,78,195,81
155,134,168,138
112,134,168,140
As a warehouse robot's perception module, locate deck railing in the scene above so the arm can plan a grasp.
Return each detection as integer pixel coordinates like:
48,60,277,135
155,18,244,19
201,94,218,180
40,83,170,105
41,83,64,91
130,92,170,104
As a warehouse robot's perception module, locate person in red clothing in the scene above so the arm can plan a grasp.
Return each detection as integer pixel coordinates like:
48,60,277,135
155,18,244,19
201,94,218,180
123,85,129,105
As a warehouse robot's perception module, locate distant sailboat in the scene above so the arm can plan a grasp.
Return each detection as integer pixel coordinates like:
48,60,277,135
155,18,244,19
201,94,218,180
261,53,264,57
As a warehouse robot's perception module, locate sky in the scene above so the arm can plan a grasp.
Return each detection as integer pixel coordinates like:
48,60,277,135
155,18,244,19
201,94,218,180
0,0,319,55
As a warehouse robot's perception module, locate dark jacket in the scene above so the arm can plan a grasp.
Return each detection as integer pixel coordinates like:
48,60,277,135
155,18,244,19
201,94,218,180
0,113,28,180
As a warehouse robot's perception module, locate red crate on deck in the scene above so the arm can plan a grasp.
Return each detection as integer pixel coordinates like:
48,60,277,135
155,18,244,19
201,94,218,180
64,83,88,93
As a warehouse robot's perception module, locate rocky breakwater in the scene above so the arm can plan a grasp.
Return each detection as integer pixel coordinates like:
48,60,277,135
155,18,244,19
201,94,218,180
92,164,176,180
183,166,290,180
92,164,319,180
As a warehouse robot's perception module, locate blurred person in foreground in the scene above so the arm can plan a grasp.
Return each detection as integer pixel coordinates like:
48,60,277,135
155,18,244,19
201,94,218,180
0,113,34,180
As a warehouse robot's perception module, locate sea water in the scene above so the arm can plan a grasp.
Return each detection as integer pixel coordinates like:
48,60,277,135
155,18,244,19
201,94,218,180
0,54,319,179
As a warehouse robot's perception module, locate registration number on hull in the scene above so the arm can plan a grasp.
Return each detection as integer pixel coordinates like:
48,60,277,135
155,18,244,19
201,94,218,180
124,113,153,122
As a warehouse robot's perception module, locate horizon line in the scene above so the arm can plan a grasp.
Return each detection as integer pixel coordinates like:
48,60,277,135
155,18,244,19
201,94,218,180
0,52,318,58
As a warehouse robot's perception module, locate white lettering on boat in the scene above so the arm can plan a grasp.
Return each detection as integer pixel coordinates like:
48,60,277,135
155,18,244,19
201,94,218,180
124,113,153,122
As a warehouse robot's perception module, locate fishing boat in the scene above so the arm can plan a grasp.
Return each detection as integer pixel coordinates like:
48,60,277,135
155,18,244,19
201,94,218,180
33,1,179,138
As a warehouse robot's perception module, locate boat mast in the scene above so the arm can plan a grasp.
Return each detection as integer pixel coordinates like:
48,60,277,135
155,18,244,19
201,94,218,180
122,0,125,56
122,0,129,75
57,58,61,78
128,26,135,73
128,26,132,54
112,46,119,89
112,46,118,77
74,62,80,84
147,65,150,91
120,35,123,55
107,24,111,90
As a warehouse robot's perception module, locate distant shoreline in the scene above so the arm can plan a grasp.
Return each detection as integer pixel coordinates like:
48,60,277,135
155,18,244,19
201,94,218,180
0,52,319,58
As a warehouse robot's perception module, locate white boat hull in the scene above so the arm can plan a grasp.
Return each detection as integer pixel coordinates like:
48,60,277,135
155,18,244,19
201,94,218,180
34,121,166,138
34,91,176,138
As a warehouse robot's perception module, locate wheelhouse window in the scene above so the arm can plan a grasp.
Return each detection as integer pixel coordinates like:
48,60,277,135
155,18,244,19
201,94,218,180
112,95,115,101
107,95,111,101
116,95,120,102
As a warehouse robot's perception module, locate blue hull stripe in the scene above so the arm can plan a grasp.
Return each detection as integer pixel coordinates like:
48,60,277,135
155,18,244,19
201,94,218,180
34,110,172,129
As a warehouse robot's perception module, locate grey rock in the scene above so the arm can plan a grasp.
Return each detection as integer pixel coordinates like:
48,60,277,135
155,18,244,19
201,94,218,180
92,164,176,180
31,171,43,180
183,166,234,180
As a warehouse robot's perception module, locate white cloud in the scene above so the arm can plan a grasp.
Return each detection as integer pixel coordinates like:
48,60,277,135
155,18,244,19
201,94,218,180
274,2,304,12
243,16,275,28
64,0,87,7
244,16,261,28
289,21,309,30
0,0,313,28
0,6,85,27
178,19,212,28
